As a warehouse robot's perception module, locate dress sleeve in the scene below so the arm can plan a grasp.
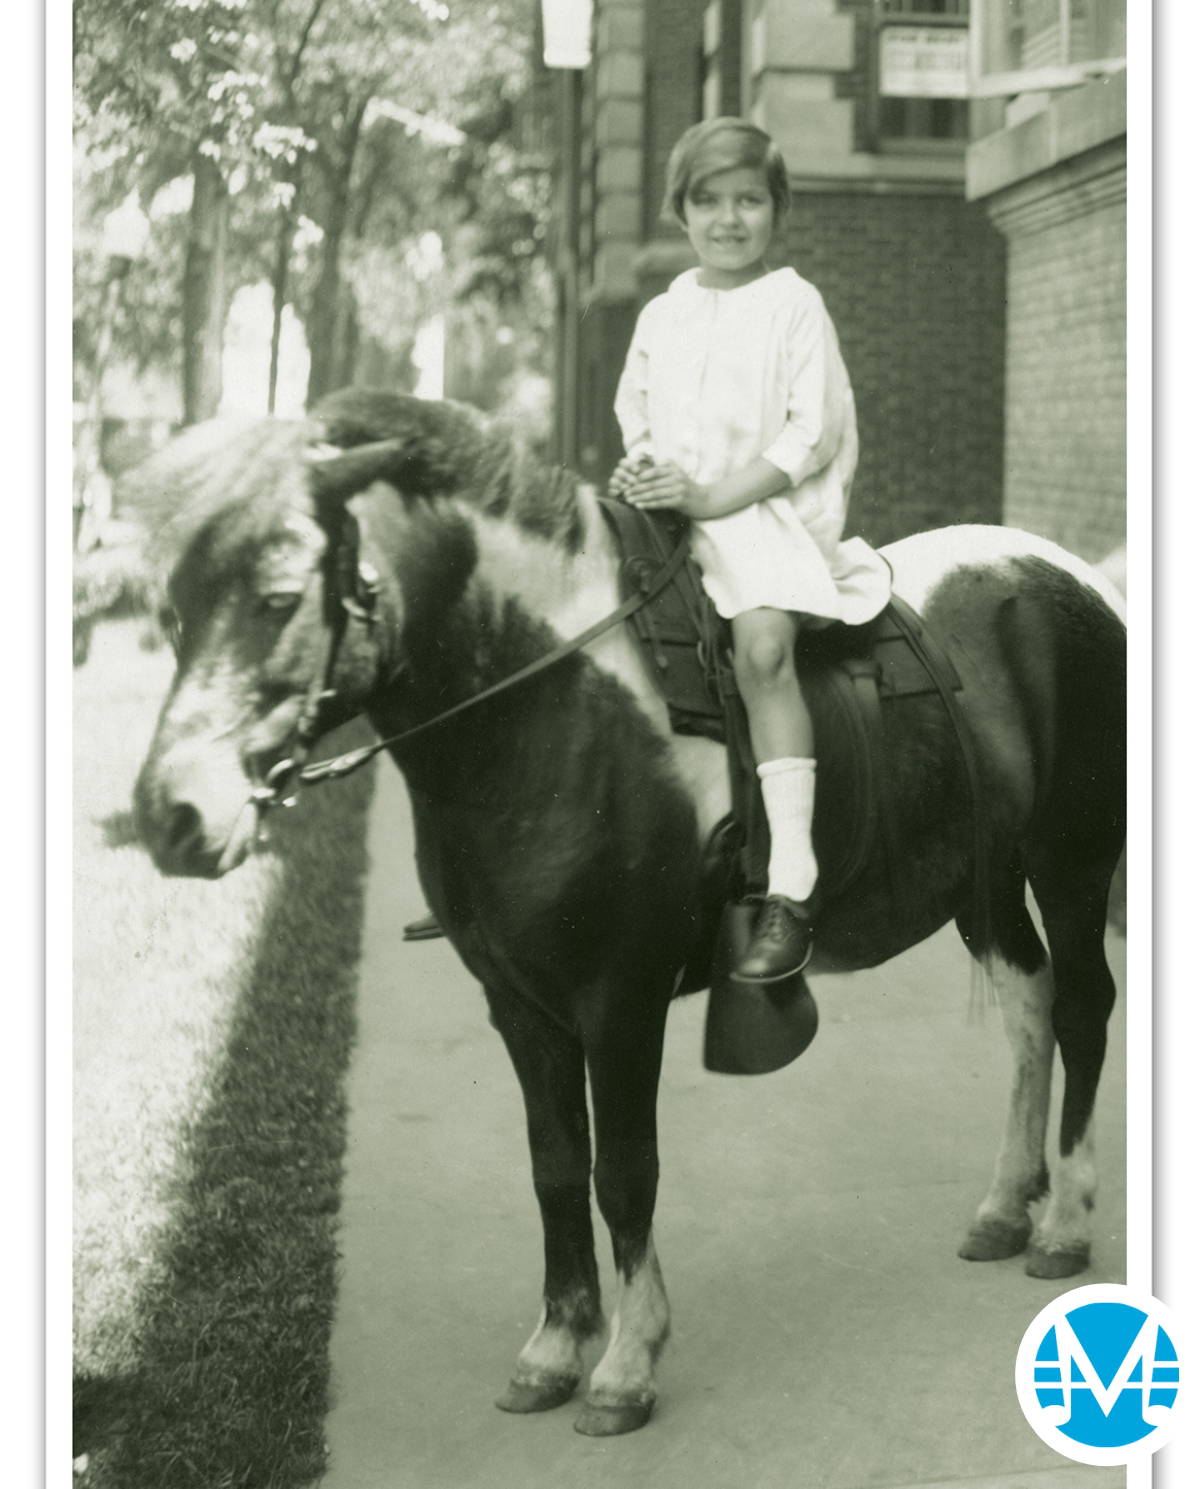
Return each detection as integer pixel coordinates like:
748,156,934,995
614,307,655,460
760,289,849,488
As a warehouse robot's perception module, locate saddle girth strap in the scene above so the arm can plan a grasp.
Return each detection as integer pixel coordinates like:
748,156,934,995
838,652,914,929
886,596,991,954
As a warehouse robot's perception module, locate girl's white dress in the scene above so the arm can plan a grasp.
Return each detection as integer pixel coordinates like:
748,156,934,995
614,266,891,624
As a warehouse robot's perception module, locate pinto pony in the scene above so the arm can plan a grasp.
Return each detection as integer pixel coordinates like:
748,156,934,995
133,391,1126,1436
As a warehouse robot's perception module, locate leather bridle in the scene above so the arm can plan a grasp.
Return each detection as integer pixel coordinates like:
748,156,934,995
247,504,381,812
250,504,693,812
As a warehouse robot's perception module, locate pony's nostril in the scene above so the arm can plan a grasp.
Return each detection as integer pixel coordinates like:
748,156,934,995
164,801,203,856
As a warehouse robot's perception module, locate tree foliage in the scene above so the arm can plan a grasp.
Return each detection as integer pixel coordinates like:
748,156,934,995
74,0,551,420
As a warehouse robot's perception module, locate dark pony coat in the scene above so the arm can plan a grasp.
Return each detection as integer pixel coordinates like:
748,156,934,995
133,391,1126,1435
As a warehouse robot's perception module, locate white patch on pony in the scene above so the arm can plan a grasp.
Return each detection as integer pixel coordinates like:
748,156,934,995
883,524,1127,622
463,516,1124,853
587,1235,670,1408
973,956,1055,1232
669,735,731,842
512,1301,584,1386
283,511,324,541
168,655,249,738
149,661,259,853
464,496,731,840
260,513,327,590
1035,1121,1098,1256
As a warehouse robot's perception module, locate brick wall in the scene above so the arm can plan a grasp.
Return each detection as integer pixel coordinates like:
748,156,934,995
993,167,1126,562
587,188,1008,539
644,0,710,235
566,0,1009,543
577,300,639,480
967,77,1126,564
784,191,1007,546
572,0,710,483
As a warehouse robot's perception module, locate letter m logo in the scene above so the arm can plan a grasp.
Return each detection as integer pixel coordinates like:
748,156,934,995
1033,1302,1179,1448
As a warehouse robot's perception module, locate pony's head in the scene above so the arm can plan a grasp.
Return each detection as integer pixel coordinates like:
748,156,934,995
133,390,585,877
132,415,392,876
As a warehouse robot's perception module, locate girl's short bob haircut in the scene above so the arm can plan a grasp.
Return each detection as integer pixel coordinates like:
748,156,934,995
663,117,790,227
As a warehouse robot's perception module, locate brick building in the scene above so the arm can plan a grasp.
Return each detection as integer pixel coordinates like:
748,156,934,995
541,0,1128,562
966,1,1126,562
543,0,1009,548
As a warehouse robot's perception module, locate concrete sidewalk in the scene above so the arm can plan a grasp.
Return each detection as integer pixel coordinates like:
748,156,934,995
321,760,1127,1489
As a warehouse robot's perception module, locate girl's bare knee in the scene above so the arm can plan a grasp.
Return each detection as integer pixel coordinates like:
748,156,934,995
734,634,792,692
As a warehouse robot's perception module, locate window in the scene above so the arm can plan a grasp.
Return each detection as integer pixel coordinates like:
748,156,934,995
969,0,1125,96
874,1,971,148
701,0,741,121
881,0,969,14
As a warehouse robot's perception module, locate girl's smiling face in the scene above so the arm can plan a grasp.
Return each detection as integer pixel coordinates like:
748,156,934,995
682,166,775,288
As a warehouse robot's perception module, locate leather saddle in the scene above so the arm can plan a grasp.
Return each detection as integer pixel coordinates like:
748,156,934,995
596,498,984,931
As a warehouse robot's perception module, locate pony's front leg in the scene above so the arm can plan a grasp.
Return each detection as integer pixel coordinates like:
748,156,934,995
485,983,603,1412
576,998,672,1437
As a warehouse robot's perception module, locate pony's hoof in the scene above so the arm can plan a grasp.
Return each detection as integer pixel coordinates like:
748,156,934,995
958,1215,1032,1261
496,1373,579,1413
573,1395,655,1436
1026,1241,1091,1279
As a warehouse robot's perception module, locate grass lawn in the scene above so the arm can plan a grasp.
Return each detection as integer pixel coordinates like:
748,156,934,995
73,618,376,1488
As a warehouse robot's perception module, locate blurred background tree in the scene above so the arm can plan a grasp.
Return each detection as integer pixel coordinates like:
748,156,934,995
73,0,551,450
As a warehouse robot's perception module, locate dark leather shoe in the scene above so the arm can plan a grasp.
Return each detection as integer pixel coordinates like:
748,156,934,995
402,911,445,942
731,895,814,983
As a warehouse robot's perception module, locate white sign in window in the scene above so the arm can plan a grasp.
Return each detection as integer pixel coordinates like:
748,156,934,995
880,25,969,98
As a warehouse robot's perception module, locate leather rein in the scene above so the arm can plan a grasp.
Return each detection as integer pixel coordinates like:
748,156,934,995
250,512,694,812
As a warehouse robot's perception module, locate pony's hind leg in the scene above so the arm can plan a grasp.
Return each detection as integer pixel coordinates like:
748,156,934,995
485,983,603,1413
1025,854,1119,1279
956,862,1055,1263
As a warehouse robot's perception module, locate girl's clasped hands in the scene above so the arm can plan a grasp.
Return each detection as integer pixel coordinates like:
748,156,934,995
609,453,709,517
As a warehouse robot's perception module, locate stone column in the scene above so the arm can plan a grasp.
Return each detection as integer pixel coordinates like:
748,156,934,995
746,0,856,174
589,0,646,303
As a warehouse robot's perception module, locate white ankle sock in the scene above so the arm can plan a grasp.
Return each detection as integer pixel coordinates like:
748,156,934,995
757,757,818,902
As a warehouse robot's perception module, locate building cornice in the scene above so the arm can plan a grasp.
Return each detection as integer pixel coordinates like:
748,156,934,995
984,140,1125,237
967,69,1126,204
786,169,966,198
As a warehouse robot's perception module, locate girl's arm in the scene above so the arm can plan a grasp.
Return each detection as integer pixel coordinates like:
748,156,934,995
627,288,851,518
613,314,655,465
626,456,790,517
760,292,846,488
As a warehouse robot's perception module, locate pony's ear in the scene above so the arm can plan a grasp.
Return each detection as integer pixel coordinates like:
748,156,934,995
306,438,408,510
308,390,493,506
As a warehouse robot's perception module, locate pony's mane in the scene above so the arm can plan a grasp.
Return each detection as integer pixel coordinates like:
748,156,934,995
121,394,588,579
314,389,587,552
473,439,586,552
121,417,320,572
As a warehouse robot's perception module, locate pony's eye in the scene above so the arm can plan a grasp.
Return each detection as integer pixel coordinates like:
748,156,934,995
260,591,304,618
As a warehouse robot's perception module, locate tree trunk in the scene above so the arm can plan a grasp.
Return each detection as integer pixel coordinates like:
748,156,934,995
305,189,351,406
267,200,295,416
305,103,366,407
182,153,229,425
330,280,361,393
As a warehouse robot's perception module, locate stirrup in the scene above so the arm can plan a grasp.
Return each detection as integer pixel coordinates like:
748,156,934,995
704,899,819,1075
402,911,445,942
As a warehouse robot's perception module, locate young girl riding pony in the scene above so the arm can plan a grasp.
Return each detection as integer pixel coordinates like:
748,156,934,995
612,117,891,985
